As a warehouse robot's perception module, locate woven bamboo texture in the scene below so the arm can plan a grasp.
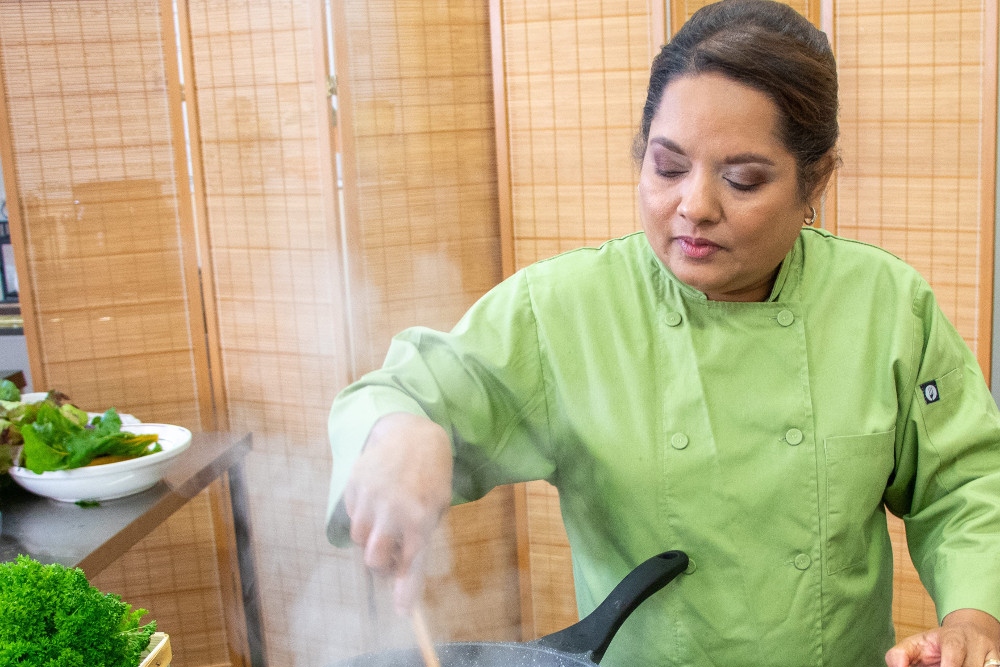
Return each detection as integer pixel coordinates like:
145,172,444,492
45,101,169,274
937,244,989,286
0,2,228,665
330,0,519,657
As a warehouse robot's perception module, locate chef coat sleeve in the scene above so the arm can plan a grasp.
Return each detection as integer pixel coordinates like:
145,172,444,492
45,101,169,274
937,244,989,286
326,269,556,547
884,285,1000,623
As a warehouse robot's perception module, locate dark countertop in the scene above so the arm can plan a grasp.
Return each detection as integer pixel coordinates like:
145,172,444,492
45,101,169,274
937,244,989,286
0,430,252,575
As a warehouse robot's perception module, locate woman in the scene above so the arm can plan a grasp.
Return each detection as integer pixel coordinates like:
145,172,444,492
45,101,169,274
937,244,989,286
326,1,1000,665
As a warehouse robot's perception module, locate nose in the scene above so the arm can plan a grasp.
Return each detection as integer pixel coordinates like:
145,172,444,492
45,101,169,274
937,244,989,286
677,169,721,224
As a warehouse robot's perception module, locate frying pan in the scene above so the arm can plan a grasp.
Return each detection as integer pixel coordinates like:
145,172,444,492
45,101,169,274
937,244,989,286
333,549,688,667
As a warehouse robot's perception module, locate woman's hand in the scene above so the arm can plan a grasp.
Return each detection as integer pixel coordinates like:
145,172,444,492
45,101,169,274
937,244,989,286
885,608,1000,667
343,412,454,613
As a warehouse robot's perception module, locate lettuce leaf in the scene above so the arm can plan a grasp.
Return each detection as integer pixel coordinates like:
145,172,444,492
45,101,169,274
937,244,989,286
20,403,160,474
0,379,20,402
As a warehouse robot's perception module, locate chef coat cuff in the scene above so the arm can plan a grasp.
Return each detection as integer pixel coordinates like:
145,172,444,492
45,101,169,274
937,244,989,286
325,386,428,547
929,552,1000,624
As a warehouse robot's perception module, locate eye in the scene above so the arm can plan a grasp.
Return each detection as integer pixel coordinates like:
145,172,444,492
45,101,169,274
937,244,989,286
657,168,687,179
724,178,761,192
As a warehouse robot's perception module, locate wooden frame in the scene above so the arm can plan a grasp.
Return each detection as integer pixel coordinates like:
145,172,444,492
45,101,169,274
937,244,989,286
159,0,217,433
171,0,227,432
491,0,516,281
977,0,998,377
0,39,44,393
159,4,251,664
329,0,365,382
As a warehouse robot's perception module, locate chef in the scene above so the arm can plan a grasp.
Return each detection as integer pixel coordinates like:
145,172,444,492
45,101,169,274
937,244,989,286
326,1,1000,665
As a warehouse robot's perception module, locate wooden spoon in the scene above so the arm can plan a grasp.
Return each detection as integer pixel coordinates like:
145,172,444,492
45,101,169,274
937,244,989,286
411,605,442,667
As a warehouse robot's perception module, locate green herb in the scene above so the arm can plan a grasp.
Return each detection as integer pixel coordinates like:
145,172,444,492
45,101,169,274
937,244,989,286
75,499,101,508
0,555,156,667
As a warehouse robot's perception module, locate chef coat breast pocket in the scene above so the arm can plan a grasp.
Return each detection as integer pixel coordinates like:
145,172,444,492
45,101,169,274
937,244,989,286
824,428,895,575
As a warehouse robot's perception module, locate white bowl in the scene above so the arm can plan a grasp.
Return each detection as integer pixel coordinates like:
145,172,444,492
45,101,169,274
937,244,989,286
8,423,192,502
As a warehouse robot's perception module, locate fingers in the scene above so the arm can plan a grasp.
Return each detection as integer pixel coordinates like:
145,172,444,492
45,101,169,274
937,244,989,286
346,492,418,576
885,632,938,667
347,499,432,614
394,549,429,614
937,629,967,667
939,609,1000,667
340,413,454,612
888,620,1000,667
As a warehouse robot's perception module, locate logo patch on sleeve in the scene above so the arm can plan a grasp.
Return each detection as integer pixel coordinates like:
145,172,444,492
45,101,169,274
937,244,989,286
920,380,940,404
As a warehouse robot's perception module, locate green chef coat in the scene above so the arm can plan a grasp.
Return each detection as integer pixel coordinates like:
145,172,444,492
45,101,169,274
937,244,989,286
326,227,1000,666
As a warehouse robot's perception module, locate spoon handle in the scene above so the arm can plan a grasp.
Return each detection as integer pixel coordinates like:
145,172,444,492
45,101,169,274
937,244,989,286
412,606,442,667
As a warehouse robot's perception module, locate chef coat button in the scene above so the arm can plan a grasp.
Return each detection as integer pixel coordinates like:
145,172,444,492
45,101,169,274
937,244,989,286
785,428,803,446
684,558,698,574
671,433,689,449
776,310,795,327
794,553,812,570
664,312,683,327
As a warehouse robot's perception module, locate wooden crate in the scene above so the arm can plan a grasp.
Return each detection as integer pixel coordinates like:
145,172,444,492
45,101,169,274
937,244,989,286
140,633,171,667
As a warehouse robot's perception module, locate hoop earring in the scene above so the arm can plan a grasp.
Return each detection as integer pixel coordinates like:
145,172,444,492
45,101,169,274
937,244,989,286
804,206,817,226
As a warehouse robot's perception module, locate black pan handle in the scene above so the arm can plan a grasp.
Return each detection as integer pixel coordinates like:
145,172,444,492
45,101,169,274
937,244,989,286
533,550,688,664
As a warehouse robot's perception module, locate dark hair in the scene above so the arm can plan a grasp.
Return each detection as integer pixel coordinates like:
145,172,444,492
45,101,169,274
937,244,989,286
632,0,839,199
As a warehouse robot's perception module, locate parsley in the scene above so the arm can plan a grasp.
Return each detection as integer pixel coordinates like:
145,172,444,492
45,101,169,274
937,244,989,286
0,555,156,666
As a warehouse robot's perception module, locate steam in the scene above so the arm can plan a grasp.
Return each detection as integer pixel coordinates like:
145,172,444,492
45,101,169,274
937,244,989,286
228,247,516,665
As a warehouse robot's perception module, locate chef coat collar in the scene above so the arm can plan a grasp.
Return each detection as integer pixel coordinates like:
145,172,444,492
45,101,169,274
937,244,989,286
643,230,805,304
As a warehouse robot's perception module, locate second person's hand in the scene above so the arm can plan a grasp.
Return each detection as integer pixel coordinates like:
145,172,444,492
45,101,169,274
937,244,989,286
343,412,454,613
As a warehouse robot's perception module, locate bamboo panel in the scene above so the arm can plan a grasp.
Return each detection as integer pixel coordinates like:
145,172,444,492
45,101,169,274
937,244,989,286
331,0,518,659
835,0,996,638
670,0,820,34
498,0,654,270
91,495,231,667
835,1,991,359
495,0,661,641
521,480,575,638
183,0,352,664
427,488,521,642
0,3,226,666
337,0,502,376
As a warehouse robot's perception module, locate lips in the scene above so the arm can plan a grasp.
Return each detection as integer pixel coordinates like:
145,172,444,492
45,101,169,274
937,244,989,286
675,235,722,259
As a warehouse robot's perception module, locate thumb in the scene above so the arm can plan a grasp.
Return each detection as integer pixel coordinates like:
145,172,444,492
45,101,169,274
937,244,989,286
884,647,912,667
885,632,935,667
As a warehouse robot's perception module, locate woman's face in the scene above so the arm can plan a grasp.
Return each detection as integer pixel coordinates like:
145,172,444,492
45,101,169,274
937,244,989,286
638,72,811,302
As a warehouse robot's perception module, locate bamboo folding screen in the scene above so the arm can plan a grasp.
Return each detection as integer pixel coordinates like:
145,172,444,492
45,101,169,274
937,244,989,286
331,0,520,653
180,1,355,664
494,0,663,277
0,0,520,664
0,1,231,666
833,0,999,639
335,2,503,376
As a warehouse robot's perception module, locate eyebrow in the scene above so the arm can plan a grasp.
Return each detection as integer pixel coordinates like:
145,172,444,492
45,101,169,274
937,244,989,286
650,137,777,167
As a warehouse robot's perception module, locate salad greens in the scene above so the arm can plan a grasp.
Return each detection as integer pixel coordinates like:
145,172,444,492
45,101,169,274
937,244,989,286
0,555,156,667
0,379,18,402
0,380,160,476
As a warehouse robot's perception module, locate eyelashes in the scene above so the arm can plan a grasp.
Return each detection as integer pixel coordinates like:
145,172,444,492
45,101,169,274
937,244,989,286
654,168,764,192
724,178,761,192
